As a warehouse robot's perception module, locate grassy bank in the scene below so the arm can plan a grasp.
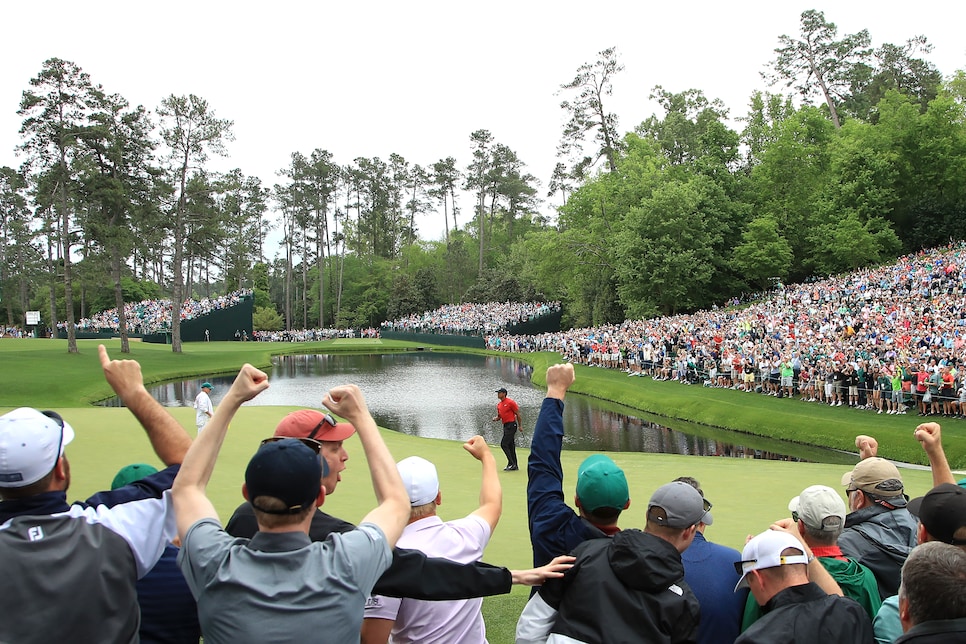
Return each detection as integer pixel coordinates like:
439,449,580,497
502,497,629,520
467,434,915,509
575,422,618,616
1,337,951,643
3,338,963,466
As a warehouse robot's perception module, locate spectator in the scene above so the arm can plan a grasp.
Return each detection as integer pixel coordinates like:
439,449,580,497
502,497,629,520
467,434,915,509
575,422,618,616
839,457,918,599
0,344,193,643
873,482,966,644
676,476,747,644
516,481,706,643
173,365,411,641
528,363,630,569
735,529,874,644
111,463,201,644
362,437,502,643
894,541,966,643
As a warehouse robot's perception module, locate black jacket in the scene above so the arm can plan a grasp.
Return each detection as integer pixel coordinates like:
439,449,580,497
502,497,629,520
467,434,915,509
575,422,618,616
536,529,700,643
736,582,873,644
895,617,966,643
225,501,511,600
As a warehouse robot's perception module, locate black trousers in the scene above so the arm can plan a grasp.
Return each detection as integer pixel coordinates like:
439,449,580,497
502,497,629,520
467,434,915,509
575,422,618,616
501,422,518,467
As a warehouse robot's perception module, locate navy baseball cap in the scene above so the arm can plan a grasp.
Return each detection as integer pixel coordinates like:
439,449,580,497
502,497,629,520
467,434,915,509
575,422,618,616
245,439,322,514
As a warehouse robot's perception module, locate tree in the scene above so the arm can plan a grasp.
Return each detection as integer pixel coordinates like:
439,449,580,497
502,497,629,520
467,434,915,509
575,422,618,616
79,90,157,353
765,10,872,128
18,58,103,352
731,216,793,290
157,94,233,352
0,167,35,326
465,129,494,275
558,47,624,174
429,157,460,243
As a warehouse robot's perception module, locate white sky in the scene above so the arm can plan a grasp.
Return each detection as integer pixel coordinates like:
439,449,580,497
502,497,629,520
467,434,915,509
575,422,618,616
2,1,964,245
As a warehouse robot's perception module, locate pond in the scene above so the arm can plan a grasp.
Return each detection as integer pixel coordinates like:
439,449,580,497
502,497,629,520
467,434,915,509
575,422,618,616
98,351,855,464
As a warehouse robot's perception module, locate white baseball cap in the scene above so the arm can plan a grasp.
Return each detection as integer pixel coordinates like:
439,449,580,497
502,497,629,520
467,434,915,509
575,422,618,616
0,408,75,487
788,485,846,532
734,529,809,591
396,456,439,506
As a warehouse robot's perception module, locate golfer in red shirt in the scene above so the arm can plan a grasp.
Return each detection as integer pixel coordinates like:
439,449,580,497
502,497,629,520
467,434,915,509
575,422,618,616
492,387,521,471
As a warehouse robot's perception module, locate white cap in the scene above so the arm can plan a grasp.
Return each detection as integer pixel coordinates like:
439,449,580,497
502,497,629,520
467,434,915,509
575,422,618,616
735,529,809,591
788,485,846,532
396,456,439,506
0,408,75,487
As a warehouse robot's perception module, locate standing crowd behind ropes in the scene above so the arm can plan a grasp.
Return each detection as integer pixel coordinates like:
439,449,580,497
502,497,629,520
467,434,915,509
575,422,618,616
485,243,966,419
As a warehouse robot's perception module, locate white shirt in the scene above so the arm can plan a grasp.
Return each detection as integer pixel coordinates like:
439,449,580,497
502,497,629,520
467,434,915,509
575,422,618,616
194,390,213,430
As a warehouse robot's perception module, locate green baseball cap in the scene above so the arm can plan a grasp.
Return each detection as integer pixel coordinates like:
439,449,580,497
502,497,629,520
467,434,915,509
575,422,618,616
111,463,159,490
576,454,629,513
201,382,213,390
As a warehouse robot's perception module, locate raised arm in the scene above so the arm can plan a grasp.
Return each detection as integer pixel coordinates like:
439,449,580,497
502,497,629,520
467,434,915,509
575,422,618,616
464,435,502,533
915,422,956,486
323,385,409,547
98,344,192,465
172,364,269,541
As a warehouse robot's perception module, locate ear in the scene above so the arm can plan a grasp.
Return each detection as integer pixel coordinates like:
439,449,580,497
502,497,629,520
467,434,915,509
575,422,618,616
242,483,250,501
51,457,69,487
435,491,442,506
315,485,326,508
623,499,631,510
574,495,583,511
917,522,928,544
898,592,912,632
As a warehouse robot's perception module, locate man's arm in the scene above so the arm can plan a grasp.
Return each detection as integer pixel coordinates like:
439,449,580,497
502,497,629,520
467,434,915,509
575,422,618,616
914,422,956,486
527,363,581,567
98,344,192,466
172,364,269,541
464,435,502,533
323,385,409,547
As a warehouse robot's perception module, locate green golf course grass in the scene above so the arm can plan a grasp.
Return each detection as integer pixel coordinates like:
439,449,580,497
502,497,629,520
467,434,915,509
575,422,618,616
0,337,954,642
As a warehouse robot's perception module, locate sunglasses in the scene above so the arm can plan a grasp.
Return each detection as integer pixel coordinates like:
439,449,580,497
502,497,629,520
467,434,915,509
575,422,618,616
260,436,323,453
306,413,338,441
41,410,66,471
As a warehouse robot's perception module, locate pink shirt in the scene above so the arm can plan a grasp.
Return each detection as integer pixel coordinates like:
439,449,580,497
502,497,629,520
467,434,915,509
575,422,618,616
365,514,491,643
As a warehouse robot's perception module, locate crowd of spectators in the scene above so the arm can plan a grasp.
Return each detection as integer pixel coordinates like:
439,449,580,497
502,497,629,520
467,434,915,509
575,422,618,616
382,301,560,336
0,326,28,338
253,327,380,342
487,243,966,419
65,290,253,334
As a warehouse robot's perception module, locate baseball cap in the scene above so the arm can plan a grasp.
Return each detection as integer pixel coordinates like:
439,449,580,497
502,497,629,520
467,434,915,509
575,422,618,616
647,481,710,528
788,485,846,532
0,408,75,488
907,483,966,545
396,456,439,506
576,454,629,514
201,382,213,389
734,529,810,591
841,457,905,499
495,387,508,394
245,439,322,514
274,409,356,442
111,463,159,490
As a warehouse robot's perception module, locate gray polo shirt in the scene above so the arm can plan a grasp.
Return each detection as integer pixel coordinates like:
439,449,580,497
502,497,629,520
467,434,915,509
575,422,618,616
179,518,391,643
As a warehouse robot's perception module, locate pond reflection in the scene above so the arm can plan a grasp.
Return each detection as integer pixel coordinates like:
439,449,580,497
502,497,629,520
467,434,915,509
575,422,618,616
98,352,853,464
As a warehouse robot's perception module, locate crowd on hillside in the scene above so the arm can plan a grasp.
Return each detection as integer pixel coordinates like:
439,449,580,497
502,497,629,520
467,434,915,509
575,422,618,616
63,289,253,334
382,301,561,335
487,243,966,419
253,327,380,342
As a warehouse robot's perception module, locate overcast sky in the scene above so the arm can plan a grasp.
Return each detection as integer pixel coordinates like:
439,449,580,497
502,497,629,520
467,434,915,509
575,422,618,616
2,1,964,244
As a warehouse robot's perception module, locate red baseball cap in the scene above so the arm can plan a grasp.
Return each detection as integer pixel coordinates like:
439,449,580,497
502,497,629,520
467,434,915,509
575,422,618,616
274,410,356,442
